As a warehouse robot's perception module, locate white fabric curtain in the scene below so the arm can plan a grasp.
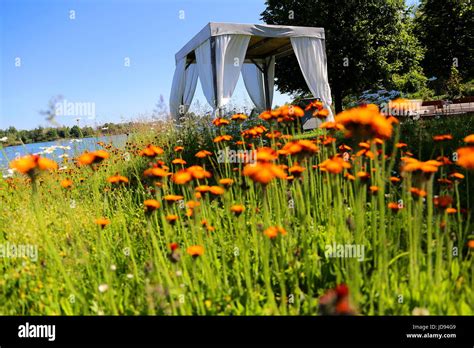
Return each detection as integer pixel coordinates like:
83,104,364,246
195,39,216,109
169,59,199,119
291,37,334,120
169,58,186,119
215,34,250,108
183,64,198,113
242,56,275,110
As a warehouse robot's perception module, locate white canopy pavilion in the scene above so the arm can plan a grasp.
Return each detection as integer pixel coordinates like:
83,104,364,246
169,22,334,122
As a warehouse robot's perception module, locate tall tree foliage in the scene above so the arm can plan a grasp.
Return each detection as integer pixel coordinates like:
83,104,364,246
261,0,425,112
415,0,473,94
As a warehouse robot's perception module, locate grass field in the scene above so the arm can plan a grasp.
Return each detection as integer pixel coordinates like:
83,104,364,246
1,102,473,315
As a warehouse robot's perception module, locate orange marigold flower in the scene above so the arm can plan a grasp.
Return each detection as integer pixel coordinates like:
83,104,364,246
139,145,164,157
313,108,330,119
186,200,201,209
230,204,245,216
169,242,179,251
345,173,355,181
174,146,184,152
10,154,58,176
305,100,324,111
401,157,443,174
450,172,464,180
213,135,233,143
166,214,179,224
256,147,278,162
241,125,267,138
464,134,474,144
396,142,407,149
187,245,204,257
212,118,230,126
172,158,187,165
357,171,370,180
209,186,225,195
164,194,184,202
144,199,160,213
263,226,287,239
187,165,212,179
410,187,427,198
231,113,247,121
390,176,401,183
335,104,393,139
172,170,193,184
319,155,351,174
320,121,344,131
279,140,318,156
60,178,73,189
195,185,210,193
107,174,129,184
467,240,474,249
446,208,457,214
95,217,110,229
195,150,212,158
219,178,234,186
369,185,379,193
434,195,453,209
243,162,286,185
289,164,306,177
144,167,170,178
456,147,474,170
388,202,402,212
433,134,453,142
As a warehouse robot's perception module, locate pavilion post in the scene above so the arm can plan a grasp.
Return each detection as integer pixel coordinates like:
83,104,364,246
263,61,271,110
210,36,220,117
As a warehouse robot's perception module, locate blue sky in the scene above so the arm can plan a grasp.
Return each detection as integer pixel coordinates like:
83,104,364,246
0,0,292,130
0,0,419,130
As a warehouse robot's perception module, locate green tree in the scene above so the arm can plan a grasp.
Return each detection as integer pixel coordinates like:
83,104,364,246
261,0,426,112
415,0,473,94
70,125,82,138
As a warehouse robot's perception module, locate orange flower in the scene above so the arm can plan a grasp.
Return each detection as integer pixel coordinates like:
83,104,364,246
433,134,452,142
467,240,474,249
143,167,170,179
95,217,110,229
208,186,225,195
464,134,474,144
10,154,58,176
172,170,193,184
450,172,465,180
369,185,379,194
230,204,245,216
401,157,443,174
388,202,402,212
166,215,179,224
446,208,457,214
107,174,129,184
139,144,164,157
313,108,330,119
278,140,318,156
219,178,234,186
78,150,109,166
319,121,344,131
241,125,267,138
187,165,212,179
164,195,184,202
305,100,324,111
396,142,407,149
357,171,370,181
213,135,233,143
434,195,453,209
195,185,210,193
289,164,305,177
390,176,401,183
187,245,204,257
195,150,212,158
410,187,427,198
318,155,351,174
256,147,278,162
186,200,201,209
456,147,474,170
231,113,247,121
169,242,179,251
243,162,286,185
60,178,73,189
263,226,287,239
174,146,184,152
172,158,187,165
334,104,393,139
144,199,161,213
212,118,230,126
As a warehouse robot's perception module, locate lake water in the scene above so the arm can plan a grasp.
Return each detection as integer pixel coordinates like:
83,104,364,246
0,134,128,173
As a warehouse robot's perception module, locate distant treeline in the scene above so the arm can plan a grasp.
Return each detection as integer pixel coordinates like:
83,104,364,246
0,122,134,147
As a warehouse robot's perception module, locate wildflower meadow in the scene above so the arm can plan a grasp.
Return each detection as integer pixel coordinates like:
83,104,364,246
1,101,473,316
